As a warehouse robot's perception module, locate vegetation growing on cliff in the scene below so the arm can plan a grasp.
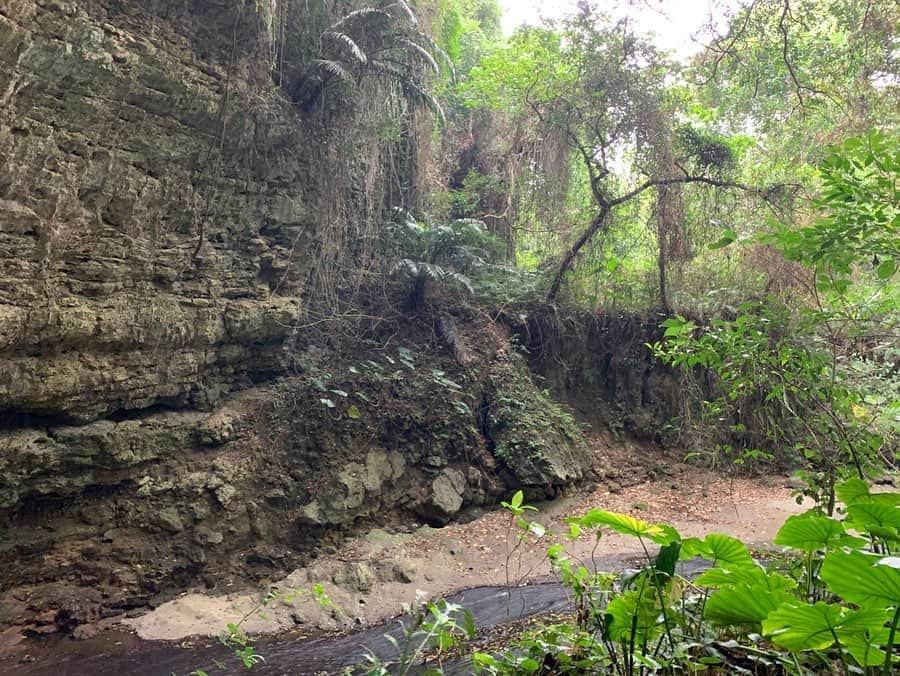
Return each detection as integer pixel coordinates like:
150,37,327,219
0,0,898,670
274,0,897,669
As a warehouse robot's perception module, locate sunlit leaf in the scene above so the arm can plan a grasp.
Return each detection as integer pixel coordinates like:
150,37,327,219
568,509,673,543
763,602,888,653
821,549,900,608
774,513,865,551
846,503,900,541
681,533,754,569
704,584,793,627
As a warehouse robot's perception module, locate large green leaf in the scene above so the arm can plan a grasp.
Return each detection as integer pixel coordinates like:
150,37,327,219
837,479,900,507
762,602,887,653
696,565,796,592
700,566,796,627
569,510,676,544
762,602,843,651
604,588,662,643
836,478,873,505
704,585,794,627
841,626,891,667
774,513,866,551
681,533,754,569
821,550,900,608
846,503,900,541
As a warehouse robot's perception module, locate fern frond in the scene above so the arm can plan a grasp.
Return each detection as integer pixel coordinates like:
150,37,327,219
367,59,445,122
451,219,488,235
420,262,445,281
312,59,353,82
388,208,424,247
391,207,419,229
367,59,407,79
417,33,456,81
323,31,367,65
450,245,489,267
400,78,446,125
390,258,421,279
396,38,440,74
445,271,474,295
331,8,391,30
382,1,418,26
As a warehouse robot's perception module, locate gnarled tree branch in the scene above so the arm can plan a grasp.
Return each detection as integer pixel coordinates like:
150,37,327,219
546,174,773,303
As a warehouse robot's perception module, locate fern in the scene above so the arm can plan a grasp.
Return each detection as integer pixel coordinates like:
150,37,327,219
382,0,417,26
295,2,448,118
330,8,392,30
399,77,447,125
311,59,353,82
395,37,440,74
385,214,500,309
322,31,367,65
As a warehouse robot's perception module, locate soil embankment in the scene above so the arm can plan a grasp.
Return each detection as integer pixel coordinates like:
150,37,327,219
3,439,807,675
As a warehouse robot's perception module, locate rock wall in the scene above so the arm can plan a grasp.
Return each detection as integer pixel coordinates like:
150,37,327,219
0,0,311,424
510,308,687,441
0,0,317,627
0,1,594,631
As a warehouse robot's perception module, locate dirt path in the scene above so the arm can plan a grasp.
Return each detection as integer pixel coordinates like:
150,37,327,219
125,439,808,642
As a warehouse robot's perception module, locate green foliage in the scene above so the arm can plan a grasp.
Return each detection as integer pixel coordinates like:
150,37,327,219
218,623,265,670
681,533,755,569
569,509,676,544
293,0,450,121
473,479,900,675
762,602,888,654
358,599,476,675
774,513,867,552
435,0,501,71
485,354,585,475
772,131,899,295
695,0,898,143
650,300,889,512
675,125,741,176
385,210,502,308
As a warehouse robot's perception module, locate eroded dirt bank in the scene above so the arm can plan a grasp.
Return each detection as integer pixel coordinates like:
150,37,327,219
128,446,805,641
2,440,807,674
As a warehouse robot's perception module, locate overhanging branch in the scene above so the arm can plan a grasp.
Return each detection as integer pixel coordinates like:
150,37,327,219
546,174,782,303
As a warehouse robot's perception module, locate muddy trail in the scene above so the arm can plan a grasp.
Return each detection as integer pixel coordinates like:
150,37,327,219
3,444,807,676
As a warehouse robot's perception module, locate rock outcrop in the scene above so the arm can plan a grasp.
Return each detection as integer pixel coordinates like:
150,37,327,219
0,0,317,627
0,0,311,424
0,0,595,630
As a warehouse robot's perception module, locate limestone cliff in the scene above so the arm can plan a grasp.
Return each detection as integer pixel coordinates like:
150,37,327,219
0,0,319,626
1,0,312,426
0,0,594,630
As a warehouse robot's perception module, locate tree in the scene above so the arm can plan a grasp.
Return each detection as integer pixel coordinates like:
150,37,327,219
461,3,783,304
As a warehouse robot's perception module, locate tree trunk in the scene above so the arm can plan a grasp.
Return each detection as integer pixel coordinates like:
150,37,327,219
546,206,610,303
658,222,669,311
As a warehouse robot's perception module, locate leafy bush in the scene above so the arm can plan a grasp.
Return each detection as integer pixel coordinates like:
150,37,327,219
474,478,900,675
649,301,890,513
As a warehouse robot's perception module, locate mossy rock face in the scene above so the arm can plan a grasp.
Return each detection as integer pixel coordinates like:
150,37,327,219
485,353,589,487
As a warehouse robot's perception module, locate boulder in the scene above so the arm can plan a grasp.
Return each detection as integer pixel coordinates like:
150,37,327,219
417,468,466,524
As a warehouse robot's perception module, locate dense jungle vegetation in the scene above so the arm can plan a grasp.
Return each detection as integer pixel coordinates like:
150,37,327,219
186,0,900,673
5,0,895,673
292,0,899,499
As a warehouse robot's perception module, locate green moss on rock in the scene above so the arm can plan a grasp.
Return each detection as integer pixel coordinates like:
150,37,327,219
486,352,589,487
